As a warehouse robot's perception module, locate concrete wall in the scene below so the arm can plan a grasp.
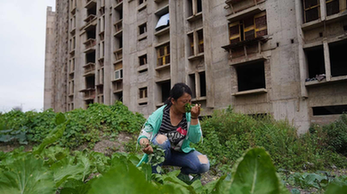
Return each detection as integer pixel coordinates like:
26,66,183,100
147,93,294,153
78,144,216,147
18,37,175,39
44,7,55,110
45,0,347,133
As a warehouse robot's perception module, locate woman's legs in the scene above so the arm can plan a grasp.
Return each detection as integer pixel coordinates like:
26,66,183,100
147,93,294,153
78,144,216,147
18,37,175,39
151,134,210,175
165,150,210,175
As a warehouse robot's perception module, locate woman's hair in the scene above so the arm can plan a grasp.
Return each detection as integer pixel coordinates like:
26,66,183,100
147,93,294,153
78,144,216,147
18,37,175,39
164,83,192,105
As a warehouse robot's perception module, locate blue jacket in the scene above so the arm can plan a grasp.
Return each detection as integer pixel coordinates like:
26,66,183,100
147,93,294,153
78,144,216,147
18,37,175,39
136,105,202,167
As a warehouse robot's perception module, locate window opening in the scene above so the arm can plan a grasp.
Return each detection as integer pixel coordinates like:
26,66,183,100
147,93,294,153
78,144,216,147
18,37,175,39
139,87,148,99
86,51,96,63
86,100,94,107
188,0,193,16
197,29,204,53
139,0,147,5
187,0,202,17
305,45,325,79
326,0,339,16
229,11,267,44
160,81,171,103
197,0,202,13
303,0,320,23
189,74,196,98
86,76,95,88
157,43,170,66
87,28,96,39
236,61,266,92
329,40,347,77
199,71,206,97
188,33,194,56
139,23,147,35
313,105,347,115
97,85,104,94
139,54,147,66
87,6,96,16
114,92,123,102
155,13,170,31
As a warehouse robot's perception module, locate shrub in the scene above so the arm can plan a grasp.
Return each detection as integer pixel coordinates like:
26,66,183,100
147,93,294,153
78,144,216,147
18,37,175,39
322,114,347,156
194,110,347,172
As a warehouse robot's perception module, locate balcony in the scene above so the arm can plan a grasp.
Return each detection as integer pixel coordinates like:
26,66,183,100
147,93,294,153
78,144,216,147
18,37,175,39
113,84,123,94
84,14,96,24
80,88,95,100
85,0,96,9
114,48,123,62
99,31,105,41
70,27,76,35
98,58,104,66
154,26,169,37
114,19,123,37
69,49,75,57
83,38,96,53
83,63,96,76
71,6,76,15
222,36,269,61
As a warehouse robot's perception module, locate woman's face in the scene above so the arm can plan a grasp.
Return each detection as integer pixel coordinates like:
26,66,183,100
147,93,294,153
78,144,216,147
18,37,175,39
171,92,192,114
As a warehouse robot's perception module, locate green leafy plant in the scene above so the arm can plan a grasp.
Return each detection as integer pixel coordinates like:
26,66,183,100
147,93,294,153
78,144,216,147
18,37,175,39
185,103,192,113
0,102,146,149
147,144,165,173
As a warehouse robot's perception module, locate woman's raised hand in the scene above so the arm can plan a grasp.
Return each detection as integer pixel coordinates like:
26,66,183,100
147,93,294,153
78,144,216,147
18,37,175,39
190,104,201,119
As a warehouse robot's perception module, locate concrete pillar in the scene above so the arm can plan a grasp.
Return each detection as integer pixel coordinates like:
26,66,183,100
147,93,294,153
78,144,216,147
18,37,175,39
104,0,111,105
323,40,331,81
295,0,308,98
202,0,214,107
320,0,326,20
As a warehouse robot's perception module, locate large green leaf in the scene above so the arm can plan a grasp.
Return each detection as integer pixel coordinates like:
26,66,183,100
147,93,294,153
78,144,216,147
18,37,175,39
88,160,157,194
60,179,93,194
208,174,229,194
50,157,85,187
0,155,55,194
33,119,69,155
77,154,92,182
228,147,289,194
324,182,347,194
88,158,188,194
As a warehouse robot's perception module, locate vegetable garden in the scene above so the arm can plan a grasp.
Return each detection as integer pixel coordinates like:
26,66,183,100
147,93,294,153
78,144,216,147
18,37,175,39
0,102,346,193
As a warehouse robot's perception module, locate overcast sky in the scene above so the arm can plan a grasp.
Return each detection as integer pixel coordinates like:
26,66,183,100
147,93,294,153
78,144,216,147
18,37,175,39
0,0,56,113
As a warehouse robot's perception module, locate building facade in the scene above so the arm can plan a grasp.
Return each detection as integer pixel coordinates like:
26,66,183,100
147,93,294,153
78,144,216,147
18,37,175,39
45,0,347,133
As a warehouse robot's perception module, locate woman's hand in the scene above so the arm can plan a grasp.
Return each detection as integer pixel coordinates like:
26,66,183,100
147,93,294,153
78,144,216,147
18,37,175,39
142,143,153,154
140,138,153,154
190,104,201,119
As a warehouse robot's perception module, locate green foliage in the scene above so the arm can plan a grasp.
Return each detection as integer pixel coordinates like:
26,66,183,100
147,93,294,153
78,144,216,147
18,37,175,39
0,102,146,149
322,114,347,156
147,144,165,173
33,113,68,155
185,103,192,113
0,140,346,194
228,148,287,194
194,110,347,172
0,154,55,194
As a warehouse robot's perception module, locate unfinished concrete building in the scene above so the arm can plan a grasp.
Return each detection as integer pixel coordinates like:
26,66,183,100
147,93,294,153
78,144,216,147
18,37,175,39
45,0,347,133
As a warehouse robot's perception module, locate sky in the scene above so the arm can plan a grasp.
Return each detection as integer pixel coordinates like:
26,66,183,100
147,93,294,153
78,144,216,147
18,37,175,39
0,0,56,113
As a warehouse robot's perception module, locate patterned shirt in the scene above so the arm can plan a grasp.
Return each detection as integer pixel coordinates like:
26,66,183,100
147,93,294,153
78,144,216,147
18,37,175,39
158,105,187,151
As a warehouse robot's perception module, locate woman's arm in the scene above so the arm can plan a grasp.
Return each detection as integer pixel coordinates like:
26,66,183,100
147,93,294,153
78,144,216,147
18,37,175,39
137,125,153,145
